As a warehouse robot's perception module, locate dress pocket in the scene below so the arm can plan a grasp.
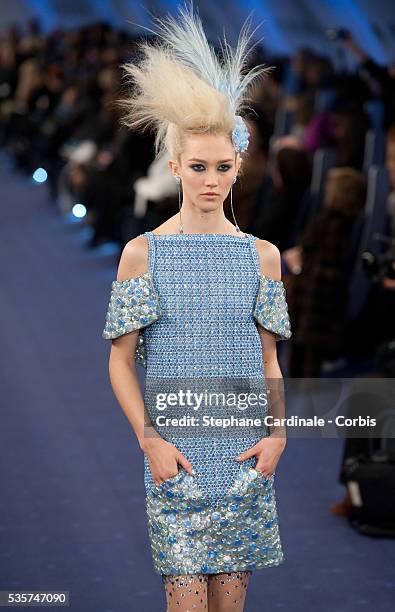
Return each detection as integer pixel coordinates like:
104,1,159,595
225,462,273,500
148,466,209,505
154,469,182,488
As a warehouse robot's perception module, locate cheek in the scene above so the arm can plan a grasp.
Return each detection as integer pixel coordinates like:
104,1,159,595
184,171,202,188
222,175,233,191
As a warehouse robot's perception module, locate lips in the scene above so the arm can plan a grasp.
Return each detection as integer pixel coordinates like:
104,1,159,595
201,193,218,195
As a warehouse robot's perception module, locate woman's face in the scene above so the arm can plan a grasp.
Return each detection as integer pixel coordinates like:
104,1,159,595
170,132,240,211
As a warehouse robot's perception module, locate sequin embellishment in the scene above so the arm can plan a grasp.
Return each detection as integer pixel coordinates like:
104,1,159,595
146,462,284,575
102,272,161,367
253,275,292,341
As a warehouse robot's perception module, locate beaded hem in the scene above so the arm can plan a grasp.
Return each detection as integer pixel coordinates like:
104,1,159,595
146,463,284,575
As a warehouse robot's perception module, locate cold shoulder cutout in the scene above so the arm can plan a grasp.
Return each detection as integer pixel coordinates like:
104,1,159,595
102,271,162,367
253,274,292,341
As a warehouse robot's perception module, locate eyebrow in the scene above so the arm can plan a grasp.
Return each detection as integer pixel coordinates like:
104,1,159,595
188,158,234,163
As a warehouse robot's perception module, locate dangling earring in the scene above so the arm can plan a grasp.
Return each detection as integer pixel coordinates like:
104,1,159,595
230,175,240,232
175,175,183,234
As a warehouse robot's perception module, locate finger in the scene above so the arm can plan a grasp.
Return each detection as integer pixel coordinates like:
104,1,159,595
235,447,256,461
256,466,272,478
177,453,195,476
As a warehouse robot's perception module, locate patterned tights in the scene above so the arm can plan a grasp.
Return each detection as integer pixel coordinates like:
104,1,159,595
162,571,251,611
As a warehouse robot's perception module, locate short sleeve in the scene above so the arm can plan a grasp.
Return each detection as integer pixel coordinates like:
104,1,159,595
102,272,161,340
253,275,292,341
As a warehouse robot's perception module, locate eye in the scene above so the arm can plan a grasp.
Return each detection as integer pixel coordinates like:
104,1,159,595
190,164,231,172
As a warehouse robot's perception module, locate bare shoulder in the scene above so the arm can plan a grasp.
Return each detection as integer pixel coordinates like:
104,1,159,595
254,238,282,281
151,215,179,235
116,234,149,281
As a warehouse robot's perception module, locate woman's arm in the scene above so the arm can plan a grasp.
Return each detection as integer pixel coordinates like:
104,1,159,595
106,236,194,484
256,239,287,439
108,237,156,448
236,240,287,477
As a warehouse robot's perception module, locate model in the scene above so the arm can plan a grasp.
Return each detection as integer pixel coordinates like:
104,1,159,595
102,3,292,610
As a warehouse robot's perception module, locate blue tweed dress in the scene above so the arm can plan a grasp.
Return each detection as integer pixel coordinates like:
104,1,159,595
102,231,291,576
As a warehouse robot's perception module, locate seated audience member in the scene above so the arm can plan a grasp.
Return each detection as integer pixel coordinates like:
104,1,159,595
283,167,367,377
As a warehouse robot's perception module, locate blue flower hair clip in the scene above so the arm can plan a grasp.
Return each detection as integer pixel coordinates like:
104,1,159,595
232,115,250,153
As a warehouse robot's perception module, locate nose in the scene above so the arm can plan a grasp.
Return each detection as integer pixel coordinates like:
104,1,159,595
204,175,219,188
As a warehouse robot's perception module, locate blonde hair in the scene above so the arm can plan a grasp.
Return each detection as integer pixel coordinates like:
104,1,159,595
117,2,271,164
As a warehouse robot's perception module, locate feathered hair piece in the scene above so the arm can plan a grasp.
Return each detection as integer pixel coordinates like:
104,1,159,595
118,0,272,159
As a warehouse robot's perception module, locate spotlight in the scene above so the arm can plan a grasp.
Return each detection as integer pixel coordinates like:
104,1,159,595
32,168,48,183
72,203,87,219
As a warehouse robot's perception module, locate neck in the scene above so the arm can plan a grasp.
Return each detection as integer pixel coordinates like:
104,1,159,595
178,203,235,234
